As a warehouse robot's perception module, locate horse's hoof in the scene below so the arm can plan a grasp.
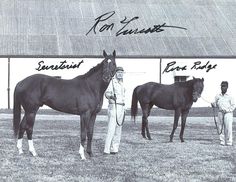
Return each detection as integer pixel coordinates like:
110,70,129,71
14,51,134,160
87,152,93,157
79,151,86,160
18,150,24,155
169,139,173,142
180,137,184,142
79,155,86,160
29,150,37,157
141,133,146,139
147,137,152,140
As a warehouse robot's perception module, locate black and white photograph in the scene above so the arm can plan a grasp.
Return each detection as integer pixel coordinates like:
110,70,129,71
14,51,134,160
0,1,236,181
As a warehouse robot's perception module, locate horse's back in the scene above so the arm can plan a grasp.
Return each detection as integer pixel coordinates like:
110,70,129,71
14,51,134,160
136,82,173,97
15,74,55,93
14,74,99,114
15,74,43,94
136,82,185,109
135,82,161,102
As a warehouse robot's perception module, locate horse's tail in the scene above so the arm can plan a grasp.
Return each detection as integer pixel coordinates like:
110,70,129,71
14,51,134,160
131,86,139,122
13,87,21,138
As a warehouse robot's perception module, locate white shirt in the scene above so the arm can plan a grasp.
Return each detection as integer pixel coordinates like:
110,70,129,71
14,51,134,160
213,93,235,113
105,78,125,104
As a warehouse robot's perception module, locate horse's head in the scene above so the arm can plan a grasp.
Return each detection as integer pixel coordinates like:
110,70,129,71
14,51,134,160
192,77,204,102
102,50,117,82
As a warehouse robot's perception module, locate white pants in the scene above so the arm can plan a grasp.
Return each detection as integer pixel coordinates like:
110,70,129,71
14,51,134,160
218,112,233,145
104,104,125,153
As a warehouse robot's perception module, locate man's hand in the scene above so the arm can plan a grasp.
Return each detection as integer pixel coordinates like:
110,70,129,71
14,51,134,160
110,95,117,101
222,109,227,114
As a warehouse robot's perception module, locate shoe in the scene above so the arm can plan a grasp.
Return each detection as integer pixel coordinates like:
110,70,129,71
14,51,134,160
103,152,110,155
110,152,118,155
220,142,225,146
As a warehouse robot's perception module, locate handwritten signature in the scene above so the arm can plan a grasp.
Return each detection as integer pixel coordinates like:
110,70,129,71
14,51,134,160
36,60,84,71
162,61,217,73
86,11,187,37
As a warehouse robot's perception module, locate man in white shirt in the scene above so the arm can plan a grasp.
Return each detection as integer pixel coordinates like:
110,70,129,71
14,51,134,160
104,67,125,154
211,81,235,146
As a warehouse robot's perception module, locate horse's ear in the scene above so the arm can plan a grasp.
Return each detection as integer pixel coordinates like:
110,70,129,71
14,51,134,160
103,50,108,57
202,78,204,81
113,50,116,57
193,76,196,80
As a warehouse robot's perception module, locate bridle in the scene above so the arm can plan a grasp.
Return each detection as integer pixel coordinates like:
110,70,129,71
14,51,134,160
192,79,204,101
200,96,224,135
102,59,116,82
192,91,201,101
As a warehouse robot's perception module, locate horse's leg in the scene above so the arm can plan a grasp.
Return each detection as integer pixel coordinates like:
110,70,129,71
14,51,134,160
79,112,90,160
141,103,153,140
17,115,27,155
141,114,146,139
146,104,153,140
179,110,189,142
25,111,38,156
86,113,96,157
170,109,181,142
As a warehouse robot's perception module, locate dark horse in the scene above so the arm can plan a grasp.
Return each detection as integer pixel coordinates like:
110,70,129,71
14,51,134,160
131,78,204,142
13,50,117,159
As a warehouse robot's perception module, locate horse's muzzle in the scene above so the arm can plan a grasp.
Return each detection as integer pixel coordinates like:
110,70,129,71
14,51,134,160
192,93,201,102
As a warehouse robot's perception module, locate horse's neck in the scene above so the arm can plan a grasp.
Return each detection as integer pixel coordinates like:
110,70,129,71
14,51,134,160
85,69,108,97
178,80,194,90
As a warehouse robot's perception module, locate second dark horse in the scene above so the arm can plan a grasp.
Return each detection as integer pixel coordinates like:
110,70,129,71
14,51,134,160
131,78,204,142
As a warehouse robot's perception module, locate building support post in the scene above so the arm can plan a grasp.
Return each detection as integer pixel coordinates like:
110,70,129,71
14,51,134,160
7,58,10,109
159,58,162,84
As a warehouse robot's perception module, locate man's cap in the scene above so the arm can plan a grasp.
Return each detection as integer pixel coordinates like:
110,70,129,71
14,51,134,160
221,81,228,86
116,66,124,72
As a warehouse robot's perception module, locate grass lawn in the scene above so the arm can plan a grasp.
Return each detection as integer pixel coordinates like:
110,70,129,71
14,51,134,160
0,114,236,182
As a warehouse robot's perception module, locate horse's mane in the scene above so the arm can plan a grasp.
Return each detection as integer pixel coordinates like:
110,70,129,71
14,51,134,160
74,60,104,79
174,79,196,87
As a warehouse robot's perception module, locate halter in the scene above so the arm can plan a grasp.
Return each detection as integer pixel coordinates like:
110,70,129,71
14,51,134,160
102,58,116,82
111,79,125,126
200,96,224,135
192,78,204,102
102,66,114,82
